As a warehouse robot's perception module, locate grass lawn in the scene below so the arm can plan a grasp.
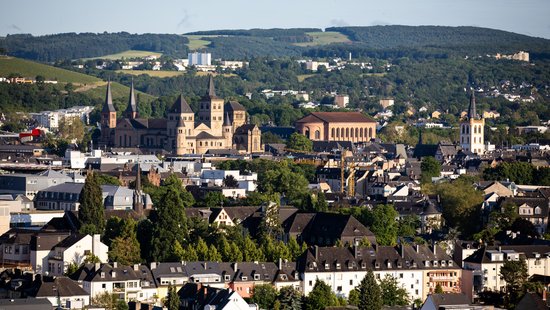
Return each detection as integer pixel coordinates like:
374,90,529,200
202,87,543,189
297,74,316,82
184,35,213,50
81,81,156,104
81,50,162,61
116,70,184,78
0,56,100,84
195,71,237,77
294,31,352,47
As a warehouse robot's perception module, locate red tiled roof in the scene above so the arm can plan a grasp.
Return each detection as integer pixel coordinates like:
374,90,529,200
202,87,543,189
296,112,375,124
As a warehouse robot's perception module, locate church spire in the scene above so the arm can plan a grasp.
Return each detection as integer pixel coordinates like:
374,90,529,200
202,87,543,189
467,90,478,120
223,112,232,127
125,78,138,118
206,75,218,99
102,80,115,113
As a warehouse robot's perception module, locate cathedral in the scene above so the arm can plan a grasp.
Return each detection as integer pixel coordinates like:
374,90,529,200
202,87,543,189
460,91,485,154
99,76,263,154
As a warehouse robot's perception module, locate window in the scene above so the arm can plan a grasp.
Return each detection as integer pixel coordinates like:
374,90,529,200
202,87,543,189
309,280,313,286
337,286,342,291
350,280,353,286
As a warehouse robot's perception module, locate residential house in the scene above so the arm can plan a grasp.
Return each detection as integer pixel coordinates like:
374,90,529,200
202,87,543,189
179,283,258,310
282,212,376,246
72,262,157,303
28,276,90,309
149,262,189,299
498,197,549,234
0,170,72,200
421,293,481,310
463,245,550,293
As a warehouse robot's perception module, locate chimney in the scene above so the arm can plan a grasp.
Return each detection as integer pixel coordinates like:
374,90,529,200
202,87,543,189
92,234,101,258
113,262,118,269
233,263,238,272
314,245,319,260
278,258,282,270
498,246,502,252
133,264,139,271
150,262,157,270
415,244,420,253
95,263,100,271
400,243,405,258
354,244,360,258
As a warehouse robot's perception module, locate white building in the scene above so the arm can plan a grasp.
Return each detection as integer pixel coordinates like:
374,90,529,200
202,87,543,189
334,95,349,108
463,245,550,293
77,262,158,303
306,61,330,72
31,233,108,275
188,52,212,66
200,169,258,192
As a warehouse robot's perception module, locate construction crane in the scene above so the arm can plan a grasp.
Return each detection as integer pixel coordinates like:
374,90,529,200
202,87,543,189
340,150,357,197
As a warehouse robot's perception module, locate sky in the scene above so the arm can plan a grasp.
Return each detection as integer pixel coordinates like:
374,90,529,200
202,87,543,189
1,0,550,39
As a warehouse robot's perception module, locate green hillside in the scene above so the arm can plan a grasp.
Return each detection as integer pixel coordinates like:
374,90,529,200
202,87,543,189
0,56,100,83
81,50,162,61
82,81,156,105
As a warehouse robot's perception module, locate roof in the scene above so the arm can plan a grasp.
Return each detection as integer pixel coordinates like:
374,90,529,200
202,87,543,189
125,79,138,115
428,293,470,307
53,234,86,249
30,232,72,251
467,92,480,120
225,101,246,111
0,298,51,309
464,245,550,264
196,131,219,140
203,75,218,100
234,124,258,134
296,112,375,124
102,81,116,113
516,292,549,310
76,263,155,285
170,94,194,114
31,276,88,297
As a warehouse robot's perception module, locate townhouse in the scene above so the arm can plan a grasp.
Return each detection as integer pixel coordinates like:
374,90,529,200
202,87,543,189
463,245,550,293
298,244,461,301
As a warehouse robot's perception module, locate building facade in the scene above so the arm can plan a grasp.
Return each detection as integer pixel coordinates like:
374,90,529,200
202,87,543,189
295,112,377,143
99,77,262,154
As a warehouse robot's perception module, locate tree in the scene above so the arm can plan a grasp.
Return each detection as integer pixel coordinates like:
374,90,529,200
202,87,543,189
434,283,444,294
277,286,302,310
435,178,483,236
96,173,122,186
222,175,239,188
165,284,180,310
370,204,399,246
305,279,338,310
251,284,277,310
347,289,360,306
58,117,85,142
358,270,382,310
79,172,105,235
379,274,409,306
92,291,128,310
151,187,188,261
107,218,141,265
286,132,312,152
421,156,441,183
202,191,226,208
500,259,529,306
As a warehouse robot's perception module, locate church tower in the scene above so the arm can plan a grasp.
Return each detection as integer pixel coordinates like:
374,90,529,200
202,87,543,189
167,94,194,152
176,116,187,155
124,78,138,119
100,80,117,146
460,91,485,154
222,112,233,148
198,76,224,136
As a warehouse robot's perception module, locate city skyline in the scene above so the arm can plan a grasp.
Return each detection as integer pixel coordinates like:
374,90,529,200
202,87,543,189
1,0,550,39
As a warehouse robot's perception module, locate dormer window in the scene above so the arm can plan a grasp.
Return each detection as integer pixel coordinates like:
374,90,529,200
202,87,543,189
433,261,438,267
324,263,330,270
100,272,105,278
241,276,248,281
254,274,260,280
397,262,402,268
448,260,453,266
424,261,430,267
336,263,341,269
375,262,380,269
441,261,446,267
225,275,231,281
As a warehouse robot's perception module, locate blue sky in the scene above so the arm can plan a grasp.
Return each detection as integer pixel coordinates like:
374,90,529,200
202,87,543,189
1,0,549,39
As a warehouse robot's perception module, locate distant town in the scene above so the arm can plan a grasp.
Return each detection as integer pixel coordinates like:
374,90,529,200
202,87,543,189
0,26,550,310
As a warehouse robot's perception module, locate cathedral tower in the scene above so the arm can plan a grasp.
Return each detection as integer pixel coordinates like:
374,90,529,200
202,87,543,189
460,91,485,154
198,76,224,136
167,94,194,152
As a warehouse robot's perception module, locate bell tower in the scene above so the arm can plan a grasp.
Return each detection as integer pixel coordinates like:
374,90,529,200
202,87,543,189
460,91,485,154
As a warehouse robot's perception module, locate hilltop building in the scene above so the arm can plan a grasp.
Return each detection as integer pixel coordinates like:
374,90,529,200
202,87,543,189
460,92,485,154
294,112,376,142
99,77,263,154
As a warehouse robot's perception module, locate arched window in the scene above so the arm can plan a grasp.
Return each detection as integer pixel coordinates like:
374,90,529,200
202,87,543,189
346,128,349,138
305,129,310,138
331,128,335,138
350,128,354,138
369,128,373,138
315,130,320,140
355,128,359,138
360,128,364,138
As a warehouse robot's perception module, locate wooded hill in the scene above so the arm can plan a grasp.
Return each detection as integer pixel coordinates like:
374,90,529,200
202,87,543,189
2,26,550,61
